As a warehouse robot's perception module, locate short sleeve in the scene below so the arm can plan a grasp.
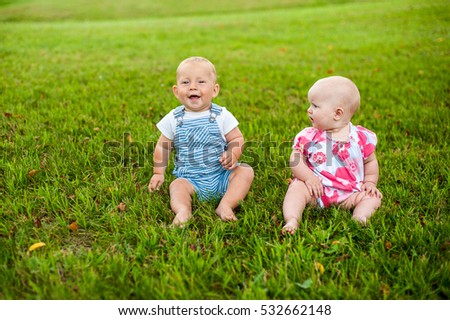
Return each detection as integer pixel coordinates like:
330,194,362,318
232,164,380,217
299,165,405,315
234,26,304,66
219,107,239,136
355,125,377,159
156,111,176,140
292,127,318,156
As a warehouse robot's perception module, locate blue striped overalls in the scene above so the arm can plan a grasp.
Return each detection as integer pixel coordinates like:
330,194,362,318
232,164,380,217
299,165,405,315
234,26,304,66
172,103,232,200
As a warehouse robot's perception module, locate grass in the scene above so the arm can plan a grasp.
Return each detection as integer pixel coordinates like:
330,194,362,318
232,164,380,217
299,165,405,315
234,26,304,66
1,0,449,299
0,0,370,21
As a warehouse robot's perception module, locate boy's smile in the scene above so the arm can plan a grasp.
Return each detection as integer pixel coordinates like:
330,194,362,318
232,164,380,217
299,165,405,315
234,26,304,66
188,93,201,101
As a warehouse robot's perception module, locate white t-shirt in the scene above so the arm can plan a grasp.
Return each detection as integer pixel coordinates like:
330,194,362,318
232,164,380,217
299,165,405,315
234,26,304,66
156,106,239,141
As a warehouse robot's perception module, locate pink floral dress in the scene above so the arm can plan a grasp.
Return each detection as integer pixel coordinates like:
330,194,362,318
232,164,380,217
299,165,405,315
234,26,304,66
293,123,377,207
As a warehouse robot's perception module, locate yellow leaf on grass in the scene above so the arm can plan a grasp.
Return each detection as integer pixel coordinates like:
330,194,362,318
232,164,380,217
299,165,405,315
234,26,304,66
126,133,133,143
385,241,393,250
314,261,325,274
380,284,391,296
28,242,46,252
117,202,126,212
68,221,78,231
28,169,39,177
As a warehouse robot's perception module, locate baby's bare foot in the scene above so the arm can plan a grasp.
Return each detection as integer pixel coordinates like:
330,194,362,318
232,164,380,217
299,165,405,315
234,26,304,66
281,220,299,235
172,211,192,227
215,205,237,222
352,215,368,226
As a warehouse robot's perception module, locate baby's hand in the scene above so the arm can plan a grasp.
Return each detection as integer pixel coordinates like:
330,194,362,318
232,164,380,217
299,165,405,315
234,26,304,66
220,150,237,170
148,174,164,192
305,176,323,198
362,182,383,198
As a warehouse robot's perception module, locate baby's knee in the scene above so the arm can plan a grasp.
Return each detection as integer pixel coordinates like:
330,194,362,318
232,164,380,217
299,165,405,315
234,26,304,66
243,165,254,181
236,164,254,181
169,178,193,193
367,192,382,205
290,179,307,191
373,196,382,209
288,180,313,201
360,193,382,209
169,179,182,190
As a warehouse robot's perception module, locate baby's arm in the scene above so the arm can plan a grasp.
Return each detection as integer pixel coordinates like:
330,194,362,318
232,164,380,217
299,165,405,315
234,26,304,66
148,134,173,192
290,150,323,198
362,153,382,198
220,127,244,170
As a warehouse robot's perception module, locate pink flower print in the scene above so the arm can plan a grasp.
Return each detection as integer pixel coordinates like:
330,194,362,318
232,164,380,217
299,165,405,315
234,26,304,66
356,127,377,159
348,162,357,172
294,136,310,155
315,132,327,143
324,167,357,191
332,141,350,160
293,141,303,153
313,151,326,164
335,167,355,182
322,189,340,207
363,143,375,159
357,130,368,147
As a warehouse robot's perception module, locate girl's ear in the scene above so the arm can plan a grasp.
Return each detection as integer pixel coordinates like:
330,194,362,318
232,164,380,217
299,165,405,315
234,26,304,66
334,107,344,120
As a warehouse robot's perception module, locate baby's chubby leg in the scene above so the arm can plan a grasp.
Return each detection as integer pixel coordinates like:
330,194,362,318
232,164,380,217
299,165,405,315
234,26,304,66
216,164,254,221
169,178,195,226
341,191,382,225
282,180,315,235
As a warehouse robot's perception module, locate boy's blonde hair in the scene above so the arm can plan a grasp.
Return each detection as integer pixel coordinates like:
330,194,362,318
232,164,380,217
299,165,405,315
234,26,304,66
176,56,218,83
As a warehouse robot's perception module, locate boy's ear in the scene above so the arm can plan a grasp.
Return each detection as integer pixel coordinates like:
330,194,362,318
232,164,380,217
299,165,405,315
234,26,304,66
172,85,178,97
212,83,220,98
334,107,344,120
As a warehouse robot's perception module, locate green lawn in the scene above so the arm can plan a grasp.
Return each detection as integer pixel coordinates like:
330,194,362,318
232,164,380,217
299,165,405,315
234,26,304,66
1,0,449,299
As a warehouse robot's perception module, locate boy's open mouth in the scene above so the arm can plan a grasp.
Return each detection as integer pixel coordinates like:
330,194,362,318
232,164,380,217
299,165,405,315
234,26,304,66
189,94,200,99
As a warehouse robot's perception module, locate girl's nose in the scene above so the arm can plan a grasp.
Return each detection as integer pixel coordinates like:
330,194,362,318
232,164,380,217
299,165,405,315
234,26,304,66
307,106,313,114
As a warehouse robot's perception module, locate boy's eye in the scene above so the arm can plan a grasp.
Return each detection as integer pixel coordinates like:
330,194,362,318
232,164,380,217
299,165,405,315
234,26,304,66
199,80,206,84
181,80,189,85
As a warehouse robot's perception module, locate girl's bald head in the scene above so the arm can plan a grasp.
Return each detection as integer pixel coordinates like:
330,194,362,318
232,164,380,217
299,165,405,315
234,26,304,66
309,76,360,118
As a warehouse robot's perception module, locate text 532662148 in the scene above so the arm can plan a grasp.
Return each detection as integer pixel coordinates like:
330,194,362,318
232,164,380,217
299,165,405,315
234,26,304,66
260,304,331,316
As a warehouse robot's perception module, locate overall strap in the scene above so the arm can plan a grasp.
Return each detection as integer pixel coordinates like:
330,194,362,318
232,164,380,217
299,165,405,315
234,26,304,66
173,106,185,127
209,103,223,123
